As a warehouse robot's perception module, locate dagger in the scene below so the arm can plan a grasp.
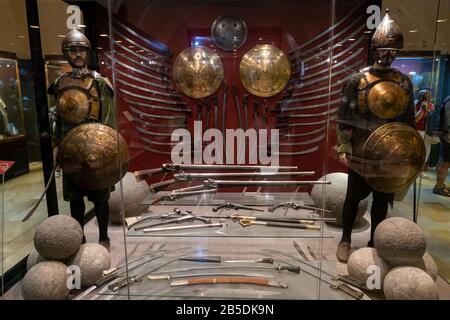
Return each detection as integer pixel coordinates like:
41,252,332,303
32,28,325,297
170,276,288,288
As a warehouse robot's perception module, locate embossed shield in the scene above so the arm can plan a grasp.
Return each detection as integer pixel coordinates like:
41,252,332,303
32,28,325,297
211,13,247,51
360,122,425,193
173,46,224,99
58,123,130,190
239,44,291,98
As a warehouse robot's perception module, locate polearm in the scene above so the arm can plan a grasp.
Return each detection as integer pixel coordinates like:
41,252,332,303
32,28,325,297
135,163,298,181
149,170,315,193
203,179,331,189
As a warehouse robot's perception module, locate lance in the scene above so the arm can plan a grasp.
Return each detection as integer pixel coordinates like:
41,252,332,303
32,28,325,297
134,163,298,181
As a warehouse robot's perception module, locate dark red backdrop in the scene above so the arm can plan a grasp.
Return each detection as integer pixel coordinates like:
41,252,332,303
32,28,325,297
94,0,375,191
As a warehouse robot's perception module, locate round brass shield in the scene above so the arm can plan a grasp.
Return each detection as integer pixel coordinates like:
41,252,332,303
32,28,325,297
173,46,224,99
58,123,130,190
211,14,247,51
367,81,409,119
239,44,291,98
56,89,90,124
361,122,425,193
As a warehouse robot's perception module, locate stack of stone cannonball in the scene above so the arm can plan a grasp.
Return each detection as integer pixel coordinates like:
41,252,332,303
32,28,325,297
310,172,368,226
346,217,439,300
22,215,111,300
108,172,149,224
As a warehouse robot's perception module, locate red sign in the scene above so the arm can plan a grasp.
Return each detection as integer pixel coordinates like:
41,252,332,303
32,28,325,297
0,161,15,174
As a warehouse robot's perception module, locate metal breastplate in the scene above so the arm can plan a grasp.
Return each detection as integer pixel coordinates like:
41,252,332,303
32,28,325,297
357,70,410,120
56,73,100,124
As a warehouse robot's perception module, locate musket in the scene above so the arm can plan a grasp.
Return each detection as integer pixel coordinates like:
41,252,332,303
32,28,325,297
212,95,219,129
212,203,264,212
170,276,288,288
150,170,315,193
221,82,228,133
150,188,217,205
124,98,191,114
232,83,242,128
268,201,332,213
109,249,207,292
134,163,298,181
203,179,331,189
134,214,211,231
124,209,183,229
243,94,249,130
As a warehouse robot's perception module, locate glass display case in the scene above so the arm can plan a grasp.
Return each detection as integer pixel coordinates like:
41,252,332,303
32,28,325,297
1,0,450,302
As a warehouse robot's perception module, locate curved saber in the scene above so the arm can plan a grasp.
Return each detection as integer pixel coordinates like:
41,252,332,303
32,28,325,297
274,146,320,156
289,4,362,53
279,133,326,146
113,50,170,77
124,98,191,114
117,78,179,100
120,88,186,106
21,164,57,222
115,42,170,70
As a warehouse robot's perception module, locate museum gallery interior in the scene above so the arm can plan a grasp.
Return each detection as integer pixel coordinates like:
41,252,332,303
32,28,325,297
0,0,450,300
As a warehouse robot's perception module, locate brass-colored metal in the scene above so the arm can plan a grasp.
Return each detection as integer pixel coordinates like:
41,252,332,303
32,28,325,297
360,122,425,193
173,46,224,99
58,123,130,190
239,44,291,98
61,29,92,52
56,74,100,123
358,71,409,119
371,9,403,50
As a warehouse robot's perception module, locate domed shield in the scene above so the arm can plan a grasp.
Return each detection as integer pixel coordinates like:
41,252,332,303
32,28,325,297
211,13,247,51
359,122,425,193
56,89,90,124
239,44,291,98
58,123,130,190
173,46,224,99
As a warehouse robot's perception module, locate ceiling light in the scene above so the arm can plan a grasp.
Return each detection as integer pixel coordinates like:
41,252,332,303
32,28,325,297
30,25,39,29
409,30,419,33
437,19,447,23
100,34,108,37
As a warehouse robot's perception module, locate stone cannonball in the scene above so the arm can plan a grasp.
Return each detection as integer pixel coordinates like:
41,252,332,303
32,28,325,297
34,215,83,260
374,217,426,266
67,243,111,287
21,261,70,300
414,252,438,281
383,266,438,300
27,248,50,271
347,247,390,290
310,172,368,226
109,172,149,224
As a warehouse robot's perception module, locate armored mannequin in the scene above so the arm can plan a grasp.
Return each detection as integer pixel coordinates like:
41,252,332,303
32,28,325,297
49,29,115,250
335,10,416,262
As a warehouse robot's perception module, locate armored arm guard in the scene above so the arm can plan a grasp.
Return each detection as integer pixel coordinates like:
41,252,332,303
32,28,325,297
336,74,361,155
396,75,416,128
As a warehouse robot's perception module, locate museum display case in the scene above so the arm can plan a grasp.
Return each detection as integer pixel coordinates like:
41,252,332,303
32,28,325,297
1,0,450,301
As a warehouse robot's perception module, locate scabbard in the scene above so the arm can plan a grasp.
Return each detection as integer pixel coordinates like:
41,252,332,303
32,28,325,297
170,276,288,288
265,221,320,230
222,82,228,133
213,95,219,129
253,100,259,130
243,95,249,130
143,222,223,233
205,101,211,129
232,84,242,128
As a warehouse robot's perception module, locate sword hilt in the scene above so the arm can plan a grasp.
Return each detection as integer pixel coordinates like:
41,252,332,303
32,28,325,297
277,265,301,274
